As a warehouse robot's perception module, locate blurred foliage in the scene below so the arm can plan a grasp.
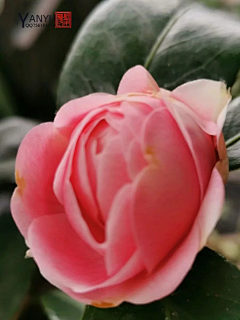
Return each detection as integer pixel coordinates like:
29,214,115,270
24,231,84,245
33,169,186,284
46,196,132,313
41,290,85,320
0,70,16,117
0,0,101,121
0,213,36,320
0,0,4,16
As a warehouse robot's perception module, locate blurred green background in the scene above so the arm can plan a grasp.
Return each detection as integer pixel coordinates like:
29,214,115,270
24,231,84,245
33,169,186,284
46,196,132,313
1,0,240,319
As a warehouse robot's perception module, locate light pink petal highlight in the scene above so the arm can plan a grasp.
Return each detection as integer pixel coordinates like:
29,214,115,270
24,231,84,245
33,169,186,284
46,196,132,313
171,79,231,131
117,65,159,95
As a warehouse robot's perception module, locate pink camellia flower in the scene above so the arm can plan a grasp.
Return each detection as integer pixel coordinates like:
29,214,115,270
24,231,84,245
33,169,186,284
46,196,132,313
11,66,230,308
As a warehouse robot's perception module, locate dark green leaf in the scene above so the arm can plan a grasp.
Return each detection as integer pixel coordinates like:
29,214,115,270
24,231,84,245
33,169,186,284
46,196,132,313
82,248,240,320
223,97,240,142
196,0,225,9
0,214,36,320
41,290,85,320
226,140,240,171
57,0,185,106
57,0,240,108
223,97,240,170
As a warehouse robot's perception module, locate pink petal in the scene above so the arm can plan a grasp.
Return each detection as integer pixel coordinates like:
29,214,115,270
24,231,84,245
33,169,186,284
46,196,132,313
28,214,108,291
133,108,200,272
197,168,225,248
62,250,144,307
71,119,108,241
165,100,217,200
54,93,119,137
105,184,136,275
11,123,67,238
125,139,148,180
119,100,164,160
125,168,224,304
54,107,122,252
96,136,130,220
117,65,159,95
171,79,231,132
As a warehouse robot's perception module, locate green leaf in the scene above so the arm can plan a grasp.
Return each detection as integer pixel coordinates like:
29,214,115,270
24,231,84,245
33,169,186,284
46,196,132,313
196,0,225,9
57,0,240,108
226,140,240,171
41,290,85,320
224,97,240,142
82,248,240,320
223,97,240,170
0,214,36,320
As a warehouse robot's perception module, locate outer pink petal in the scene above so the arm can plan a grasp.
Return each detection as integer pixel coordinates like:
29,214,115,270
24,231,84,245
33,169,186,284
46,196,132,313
133,109,200,272
28,214,108,291
61,250,144,307
166,100,217,200
171,79,231,132
197,169,225,248
11,123,67,238
125,168,224,304
117,65,159,95
53,169,223,305
54,93,119,137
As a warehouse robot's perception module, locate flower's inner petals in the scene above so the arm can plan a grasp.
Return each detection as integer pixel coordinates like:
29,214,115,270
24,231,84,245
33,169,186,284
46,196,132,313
104,110,124,132
71,119,105,231
121,101,152,138
54,108,115,250
119,101,156,155
70,108,127,241
54,93,118,137
96,135,131,221
53,108,109,203
133,108,200,272
125,139,148,181
105,184,137,275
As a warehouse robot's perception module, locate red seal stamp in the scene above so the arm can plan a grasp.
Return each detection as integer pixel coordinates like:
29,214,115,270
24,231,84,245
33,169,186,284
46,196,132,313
55,11,72,28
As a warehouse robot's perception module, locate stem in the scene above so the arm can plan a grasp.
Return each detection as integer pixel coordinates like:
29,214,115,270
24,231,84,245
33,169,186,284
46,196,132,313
226,132,240,148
